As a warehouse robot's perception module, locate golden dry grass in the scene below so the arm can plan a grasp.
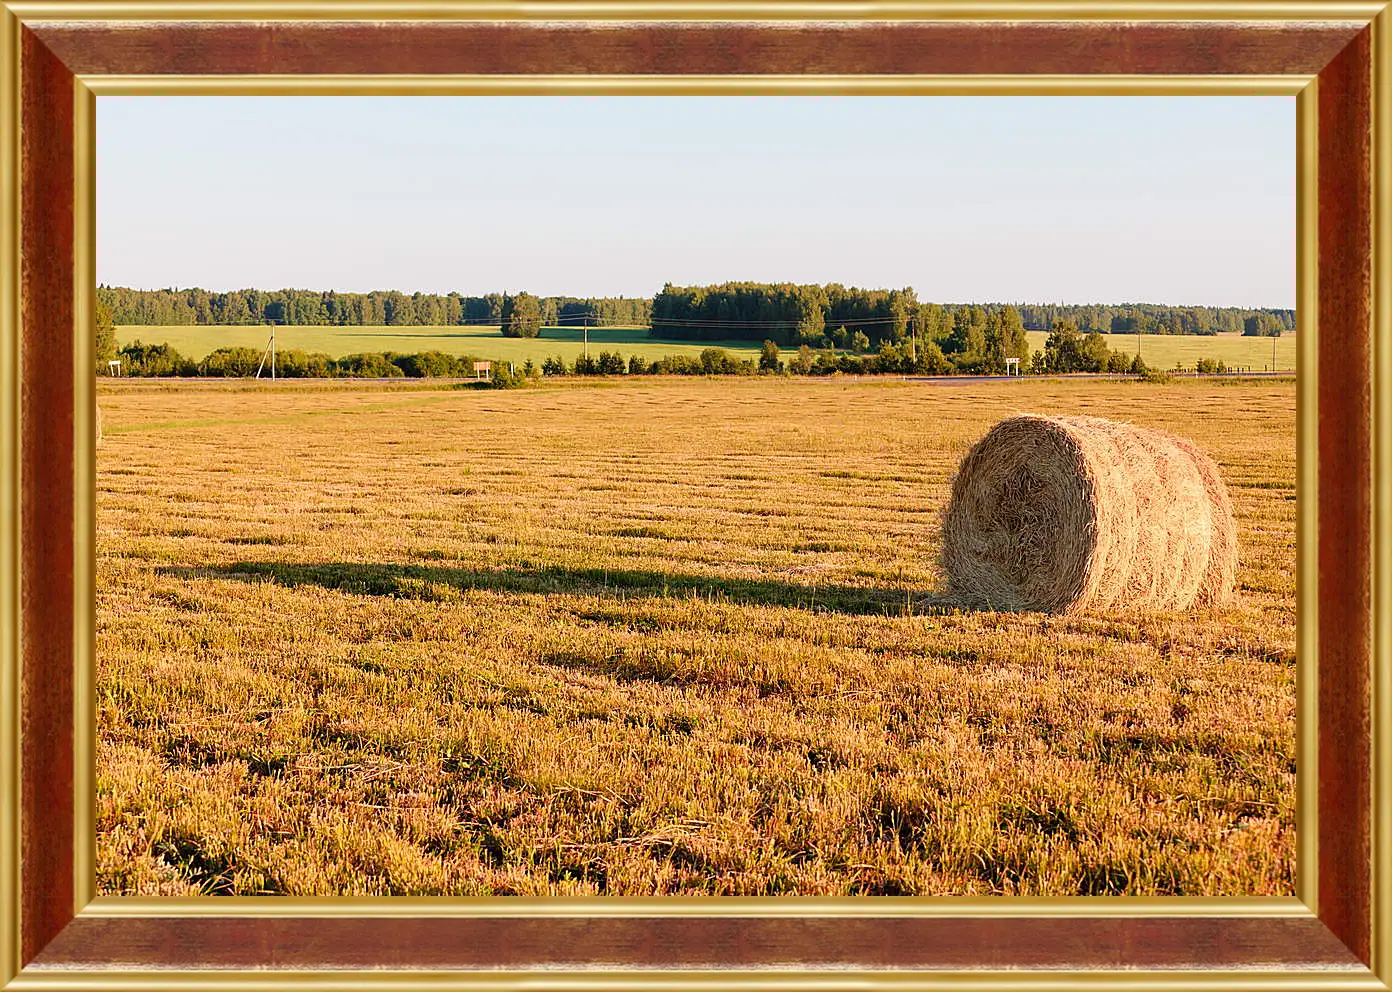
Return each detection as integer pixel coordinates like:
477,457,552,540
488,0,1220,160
96,376,1296,897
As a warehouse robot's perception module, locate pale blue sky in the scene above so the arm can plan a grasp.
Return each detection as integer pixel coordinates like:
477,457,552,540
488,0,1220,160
98,96,1294,308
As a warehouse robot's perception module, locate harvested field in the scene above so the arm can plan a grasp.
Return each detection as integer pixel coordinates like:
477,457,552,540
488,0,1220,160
96,376,1296,896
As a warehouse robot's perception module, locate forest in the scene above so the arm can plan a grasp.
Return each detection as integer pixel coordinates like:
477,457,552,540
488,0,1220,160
649,282,1295,346
96,286,651,329
97,284,1294,342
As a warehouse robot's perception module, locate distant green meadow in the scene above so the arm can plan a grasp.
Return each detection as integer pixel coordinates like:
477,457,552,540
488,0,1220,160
1038,330,1296,372
116,324,1297,372
115,325,763,367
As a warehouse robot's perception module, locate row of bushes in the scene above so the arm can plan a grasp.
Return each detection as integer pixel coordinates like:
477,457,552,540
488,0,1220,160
542,350,762,377
114,343,514,381
542,343,1137,378
111,339,1249,384
540,344,957,377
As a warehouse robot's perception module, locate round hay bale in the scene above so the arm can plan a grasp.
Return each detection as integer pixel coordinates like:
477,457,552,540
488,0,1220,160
939,415,1237,613
1171,436,1239,607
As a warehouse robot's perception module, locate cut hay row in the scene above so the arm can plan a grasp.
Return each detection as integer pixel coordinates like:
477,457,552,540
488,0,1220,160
940,415,1238,614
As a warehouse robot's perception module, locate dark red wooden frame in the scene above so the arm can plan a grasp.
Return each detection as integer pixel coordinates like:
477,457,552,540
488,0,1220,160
6,12,1385,983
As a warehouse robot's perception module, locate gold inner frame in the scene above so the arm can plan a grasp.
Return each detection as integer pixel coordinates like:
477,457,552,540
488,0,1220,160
3,2,1389,981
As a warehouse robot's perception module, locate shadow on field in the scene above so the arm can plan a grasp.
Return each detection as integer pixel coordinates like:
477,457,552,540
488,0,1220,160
157,560,953,617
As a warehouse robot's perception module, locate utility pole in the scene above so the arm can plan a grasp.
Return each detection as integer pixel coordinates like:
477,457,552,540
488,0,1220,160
255,324,277,380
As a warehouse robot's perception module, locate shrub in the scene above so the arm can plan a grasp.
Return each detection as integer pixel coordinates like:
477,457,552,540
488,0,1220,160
597,351,627,375
1106,351,1133,374
699,348,737,374
914,341,952,375
393,350,462,377
484,367,527,389
119,341,197,377
335,352,404,378
650,355,704,375
759,340,781,373
628,355,650,375
275,349,335,377
201,346,262,377
542,356,567,376
871,342,909,374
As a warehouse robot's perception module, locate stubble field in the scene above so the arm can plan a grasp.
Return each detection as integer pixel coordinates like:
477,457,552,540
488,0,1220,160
96,376,1296,896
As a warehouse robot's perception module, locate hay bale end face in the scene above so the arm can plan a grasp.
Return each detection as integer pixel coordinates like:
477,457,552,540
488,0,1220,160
940,415,1238,614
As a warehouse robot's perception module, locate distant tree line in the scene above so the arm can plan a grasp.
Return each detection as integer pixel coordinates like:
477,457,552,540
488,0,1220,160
97,283,1294,343
110,340,522,382
96,286,651,328
542,325,1157,379
1015,302,1293,336
650,282,918,347
650,282,1295,345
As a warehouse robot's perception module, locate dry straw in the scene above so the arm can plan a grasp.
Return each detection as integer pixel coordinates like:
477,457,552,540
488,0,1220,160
940,415,1238,613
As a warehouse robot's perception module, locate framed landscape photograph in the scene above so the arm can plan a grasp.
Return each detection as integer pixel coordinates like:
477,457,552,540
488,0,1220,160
2,1,1390,988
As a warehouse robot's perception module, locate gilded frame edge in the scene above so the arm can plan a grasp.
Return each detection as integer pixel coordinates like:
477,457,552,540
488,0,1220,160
61,69,1325,922
1,4,21,988
5,972,1392,992
0,0,1386,20
1370,1,1391,983
2,3,1388,988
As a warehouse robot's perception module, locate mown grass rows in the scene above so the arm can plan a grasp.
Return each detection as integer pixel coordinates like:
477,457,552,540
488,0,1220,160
96,377,1295,895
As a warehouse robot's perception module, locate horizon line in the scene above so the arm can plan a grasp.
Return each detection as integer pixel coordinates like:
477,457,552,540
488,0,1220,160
98,283,1297,312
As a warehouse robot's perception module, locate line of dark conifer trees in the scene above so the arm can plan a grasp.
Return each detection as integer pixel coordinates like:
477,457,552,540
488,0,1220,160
96,286,651,328
649,282,1294,346
97,283,1294,342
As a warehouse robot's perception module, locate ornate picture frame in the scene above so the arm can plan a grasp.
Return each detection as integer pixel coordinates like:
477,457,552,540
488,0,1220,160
1,2,1388,987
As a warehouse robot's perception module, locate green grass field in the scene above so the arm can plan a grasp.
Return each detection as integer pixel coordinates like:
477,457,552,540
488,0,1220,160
96,376,1294,896
1026,331,1296,372
116,324,764,367
117,324,1297,372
